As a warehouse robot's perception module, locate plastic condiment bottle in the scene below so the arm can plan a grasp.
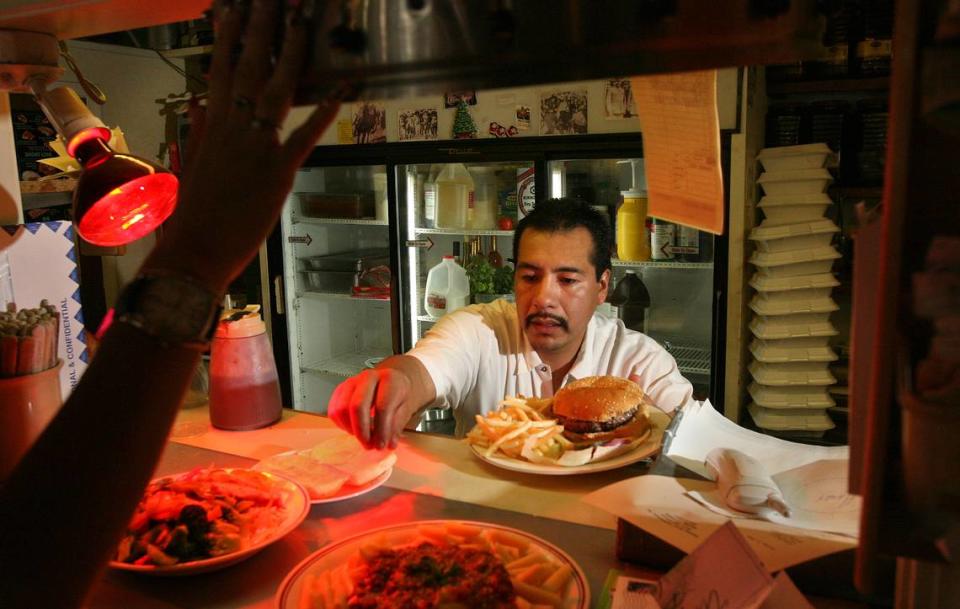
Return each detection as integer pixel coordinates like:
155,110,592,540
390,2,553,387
615,159,651,261
424,255,469,318
609,270,651,333
435,163,474,229
209,305,282,430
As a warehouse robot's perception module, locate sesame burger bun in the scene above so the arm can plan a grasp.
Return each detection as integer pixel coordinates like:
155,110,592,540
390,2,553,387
552,376,651,446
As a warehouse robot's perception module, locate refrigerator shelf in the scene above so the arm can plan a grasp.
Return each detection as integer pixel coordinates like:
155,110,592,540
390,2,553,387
670,345,712,376
612,259,713,270
414,228,514,237
302,350,390,378
292,216,388,226
298,291,389,302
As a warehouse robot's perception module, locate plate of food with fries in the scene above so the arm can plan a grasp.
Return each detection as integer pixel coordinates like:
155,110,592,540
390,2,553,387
276,519,589,609
466,376,670,475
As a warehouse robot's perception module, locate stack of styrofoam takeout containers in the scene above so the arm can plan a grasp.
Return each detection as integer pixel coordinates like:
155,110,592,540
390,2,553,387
747,143,839,437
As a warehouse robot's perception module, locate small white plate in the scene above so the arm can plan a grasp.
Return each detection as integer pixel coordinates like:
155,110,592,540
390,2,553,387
470,408,669,475
110,468,309,576
275,520,589,609
310,467,392,504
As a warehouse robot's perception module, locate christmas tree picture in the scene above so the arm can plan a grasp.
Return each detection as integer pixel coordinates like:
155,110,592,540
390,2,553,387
452,100,477,139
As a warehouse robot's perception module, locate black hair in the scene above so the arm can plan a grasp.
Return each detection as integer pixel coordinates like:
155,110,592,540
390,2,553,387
512,197,612,280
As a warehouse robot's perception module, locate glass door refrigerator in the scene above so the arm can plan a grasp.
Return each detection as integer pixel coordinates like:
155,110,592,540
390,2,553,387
271,163,397,412
269,135,727,421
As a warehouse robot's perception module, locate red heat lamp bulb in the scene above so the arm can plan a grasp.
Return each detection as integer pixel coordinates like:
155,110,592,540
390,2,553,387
70,129,178,247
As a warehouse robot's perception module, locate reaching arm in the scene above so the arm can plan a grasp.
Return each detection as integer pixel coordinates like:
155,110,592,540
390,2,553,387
0,1,341,607
328,354,438,450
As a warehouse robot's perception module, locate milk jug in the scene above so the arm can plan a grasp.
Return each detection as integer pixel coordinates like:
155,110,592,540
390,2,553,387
435,163,474,229
424,256,469,318
615,159,651,261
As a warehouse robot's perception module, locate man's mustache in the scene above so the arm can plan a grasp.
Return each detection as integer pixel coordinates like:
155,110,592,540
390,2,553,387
525,313,568,330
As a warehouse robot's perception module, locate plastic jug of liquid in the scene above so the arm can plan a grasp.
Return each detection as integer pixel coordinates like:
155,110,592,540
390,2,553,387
435,163,474,229
468,166,498,229
209,305,282,430
422,165,440,228
424,256,469,318
615,159,651,261
609,270,651,333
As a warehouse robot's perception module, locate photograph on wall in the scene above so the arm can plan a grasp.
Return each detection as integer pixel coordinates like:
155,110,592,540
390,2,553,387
398,108,439,141
444,90,477,108
604,78,637,119
539,90,588,135
516,105,531,131
351,102,387,144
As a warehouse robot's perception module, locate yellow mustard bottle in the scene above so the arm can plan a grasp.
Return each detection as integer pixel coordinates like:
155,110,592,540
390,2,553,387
616,159,651,261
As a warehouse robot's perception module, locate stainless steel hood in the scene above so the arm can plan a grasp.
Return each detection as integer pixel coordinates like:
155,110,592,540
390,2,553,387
0,0,825,99
298,0,825,101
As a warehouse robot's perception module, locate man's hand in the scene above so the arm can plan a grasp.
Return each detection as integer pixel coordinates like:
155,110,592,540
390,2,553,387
328,368,417,450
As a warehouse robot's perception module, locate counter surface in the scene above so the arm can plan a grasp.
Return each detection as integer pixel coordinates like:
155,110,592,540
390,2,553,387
85,407,868,609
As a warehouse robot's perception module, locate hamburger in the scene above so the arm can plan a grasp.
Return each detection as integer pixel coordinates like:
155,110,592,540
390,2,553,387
551,376,651,447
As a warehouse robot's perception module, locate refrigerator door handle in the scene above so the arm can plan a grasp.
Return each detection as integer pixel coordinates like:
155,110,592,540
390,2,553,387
273,275,285,316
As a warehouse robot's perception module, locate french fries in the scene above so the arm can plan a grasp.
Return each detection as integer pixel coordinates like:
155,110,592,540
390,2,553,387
297,522,576,609
465,397,574,462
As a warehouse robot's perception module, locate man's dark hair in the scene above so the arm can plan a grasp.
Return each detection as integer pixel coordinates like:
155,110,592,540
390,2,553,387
513,197,612,280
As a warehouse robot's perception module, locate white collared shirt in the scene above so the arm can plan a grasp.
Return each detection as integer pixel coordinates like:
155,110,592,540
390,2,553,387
408,299,694,436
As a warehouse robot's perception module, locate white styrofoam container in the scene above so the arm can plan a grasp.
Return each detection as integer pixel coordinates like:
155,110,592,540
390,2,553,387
750,246,841,277
749,293,838,316
750,338,838,363
751,287,835,304
758,193,833,226
748,403,836,433
748,361,837,386
757,168,833,196
756,143,835,172
750,315,838,340
750,272,839,293
748,382,836,409
750,219,839,253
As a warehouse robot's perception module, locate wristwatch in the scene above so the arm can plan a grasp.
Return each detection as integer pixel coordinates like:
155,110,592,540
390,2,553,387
113,272,222,350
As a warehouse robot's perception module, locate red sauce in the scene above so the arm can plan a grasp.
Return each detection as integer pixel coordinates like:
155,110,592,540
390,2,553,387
348,542,516,609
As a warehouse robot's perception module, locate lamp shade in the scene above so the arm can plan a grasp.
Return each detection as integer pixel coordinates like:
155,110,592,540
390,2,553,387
70,132,178,247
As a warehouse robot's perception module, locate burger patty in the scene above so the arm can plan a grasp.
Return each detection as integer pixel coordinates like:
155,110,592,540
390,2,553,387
555,405,638,434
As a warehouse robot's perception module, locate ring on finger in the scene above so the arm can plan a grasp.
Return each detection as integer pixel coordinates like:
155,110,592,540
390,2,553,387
233,95,255,109
250,116,280,132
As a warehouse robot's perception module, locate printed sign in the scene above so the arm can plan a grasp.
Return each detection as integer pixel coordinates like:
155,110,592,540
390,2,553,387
0,222,88,400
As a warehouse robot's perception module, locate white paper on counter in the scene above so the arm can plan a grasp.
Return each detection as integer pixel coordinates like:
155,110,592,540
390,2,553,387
665,401,849,479
653,521,773,609
582,475,857,572
630,70,724,234
687,458,860,538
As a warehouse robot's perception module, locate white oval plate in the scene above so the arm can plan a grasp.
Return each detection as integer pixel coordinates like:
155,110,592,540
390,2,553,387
310,467,392,505
470,408,669,475
110,468,310,576
275,520,589,609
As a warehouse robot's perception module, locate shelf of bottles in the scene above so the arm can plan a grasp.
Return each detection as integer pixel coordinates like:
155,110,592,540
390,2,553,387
611,259,713,270
291,216,388,227
414,227,514,237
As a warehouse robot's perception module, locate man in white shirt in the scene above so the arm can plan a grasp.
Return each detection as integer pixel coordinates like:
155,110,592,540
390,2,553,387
328,198,693,448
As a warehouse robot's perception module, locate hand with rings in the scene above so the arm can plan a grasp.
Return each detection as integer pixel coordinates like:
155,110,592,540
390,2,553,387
144,0,348,294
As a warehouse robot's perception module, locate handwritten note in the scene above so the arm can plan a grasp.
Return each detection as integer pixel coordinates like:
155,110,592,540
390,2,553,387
655,522,772,609
630,71,724,234
582,475,857,572
686,459,860,538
